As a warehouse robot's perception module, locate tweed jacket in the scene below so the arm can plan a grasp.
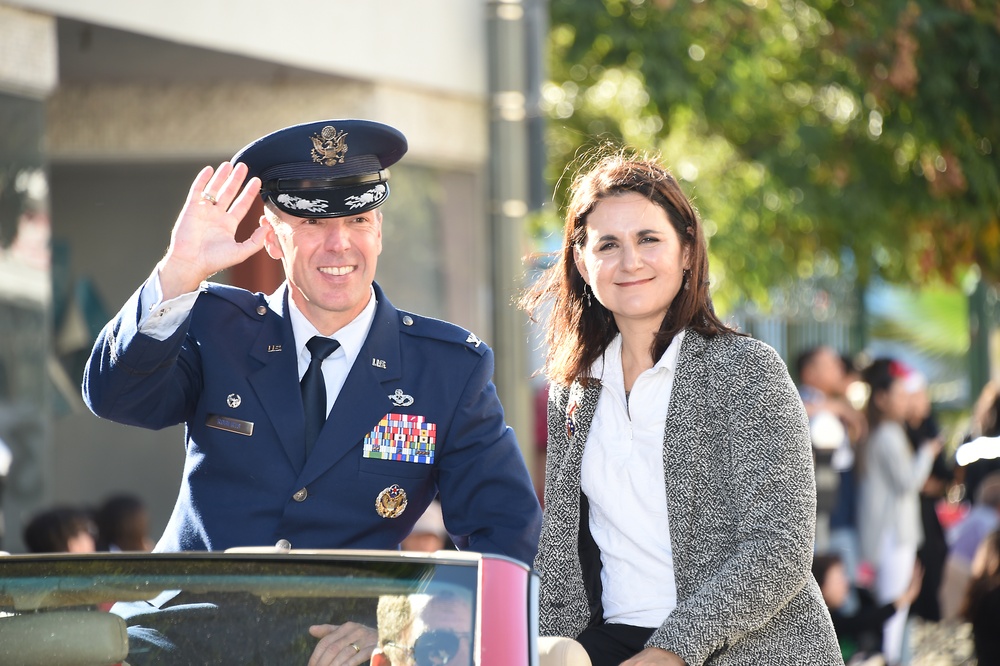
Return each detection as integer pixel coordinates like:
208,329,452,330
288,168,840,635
535,330,843,665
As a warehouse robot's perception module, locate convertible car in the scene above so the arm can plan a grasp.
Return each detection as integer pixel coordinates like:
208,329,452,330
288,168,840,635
0,548,590,666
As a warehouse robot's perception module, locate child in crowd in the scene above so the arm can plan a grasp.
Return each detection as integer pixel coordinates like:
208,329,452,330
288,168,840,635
94,493,154,552
23,505,97,553
813,553,922,665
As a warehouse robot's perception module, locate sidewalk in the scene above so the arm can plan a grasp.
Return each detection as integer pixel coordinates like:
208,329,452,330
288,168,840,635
911,619,976,665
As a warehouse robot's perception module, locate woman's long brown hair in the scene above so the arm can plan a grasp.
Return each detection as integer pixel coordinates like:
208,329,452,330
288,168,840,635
520,149,737,387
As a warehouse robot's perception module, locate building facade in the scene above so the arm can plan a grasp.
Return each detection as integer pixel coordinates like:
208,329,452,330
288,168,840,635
0,0,536,552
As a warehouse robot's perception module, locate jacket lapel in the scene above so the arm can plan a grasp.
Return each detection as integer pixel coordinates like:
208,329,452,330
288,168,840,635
564,380,601,475
247,285,306,470
297,284,402,487
661,330,709,559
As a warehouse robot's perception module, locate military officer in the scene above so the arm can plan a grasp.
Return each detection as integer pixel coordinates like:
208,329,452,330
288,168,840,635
83,119,541,663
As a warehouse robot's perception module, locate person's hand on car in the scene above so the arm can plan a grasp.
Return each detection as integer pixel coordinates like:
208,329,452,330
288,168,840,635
308,621,378,666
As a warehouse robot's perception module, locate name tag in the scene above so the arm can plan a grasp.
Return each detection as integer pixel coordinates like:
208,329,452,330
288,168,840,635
205,414,254,436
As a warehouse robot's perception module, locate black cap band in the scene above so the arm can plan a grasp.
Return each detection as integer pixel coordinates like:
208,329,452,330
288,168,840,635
261,169,390,194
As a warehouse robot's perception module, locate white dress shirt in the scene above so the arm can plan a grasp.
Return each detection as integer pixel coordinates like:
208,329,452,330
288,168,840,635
138,271,377,415
581,331,684,627
286,289,376,415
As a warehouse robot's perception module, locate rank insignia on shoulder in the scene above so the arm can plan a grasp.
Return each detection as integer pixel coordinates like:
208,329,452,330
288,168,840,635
466,332,482,347
375,484,407,518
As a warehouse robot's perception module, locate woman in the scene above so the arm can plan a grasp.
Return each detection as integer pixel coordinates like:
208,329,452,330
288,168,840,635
857,358,939,665
522,152,841,666
812,552,922,664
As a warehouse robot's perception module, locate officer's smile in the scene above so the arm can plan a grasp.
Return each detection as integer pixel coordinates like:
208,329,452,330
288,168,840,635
319,265,355,276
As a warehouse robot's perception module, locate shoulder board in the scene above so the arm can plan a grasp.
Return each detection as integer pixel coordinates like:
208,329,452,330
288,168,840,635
199,282,269,319
397,311,489,356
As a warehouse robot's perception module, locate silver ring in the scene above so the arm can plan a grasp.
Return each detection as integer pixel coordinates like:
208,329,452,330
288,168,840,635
201,191,218,205
350,642,361,654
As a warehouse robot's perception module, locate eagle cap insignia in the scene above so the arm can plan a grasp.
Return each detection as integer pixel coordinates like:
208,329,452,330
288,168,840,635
375,484,408,519
310,126,349,166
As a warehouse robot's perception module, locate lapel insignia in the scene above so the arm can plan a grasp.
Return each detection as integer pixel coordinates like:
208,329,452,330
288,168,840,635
389,389,414,407
372,357,387,369
375,484,408,518
227,394,242,408
566,399,578,439
267,344,282,353
310,125,349,165
466,333,482,348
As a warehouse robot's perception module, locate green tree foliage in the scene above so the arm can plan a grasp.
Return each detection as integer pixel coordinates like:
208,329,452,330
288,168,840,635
543,0,1000,311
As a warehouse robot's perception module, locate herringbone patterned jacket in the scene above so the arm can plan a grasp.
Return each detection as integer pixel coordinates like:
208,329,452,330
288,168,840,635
536,330,844,665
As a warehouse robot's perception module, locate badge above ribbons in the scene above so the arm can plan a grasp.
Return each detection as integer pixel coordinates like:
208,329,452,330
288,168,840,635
364,413,436,464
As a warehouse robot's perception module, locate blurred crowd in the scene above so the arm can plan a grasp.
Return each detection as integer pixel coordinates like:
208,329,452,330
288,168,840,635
797,345,1000,666
19,494,452,557
20,493,155,554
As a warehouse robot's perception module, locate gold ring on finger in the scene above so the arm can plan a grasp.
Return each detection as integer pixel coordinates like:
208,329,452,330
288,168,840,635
350,642,361,654
201,191,218,205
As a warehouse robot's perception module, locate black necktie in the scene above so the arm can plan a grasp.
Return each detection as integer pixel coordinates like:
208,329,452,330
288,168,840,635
301,336,340,455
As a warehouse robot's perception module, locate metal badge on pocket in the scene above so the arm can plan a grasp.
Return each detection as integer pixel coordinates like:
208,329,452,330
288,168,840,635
375,484,407,518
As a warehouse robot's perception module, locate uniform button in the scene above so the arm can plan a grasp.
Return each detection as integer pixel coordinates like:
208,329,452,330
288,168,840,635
256,305,267,316
275,539,291,550
402,315,413,326
292,488,308,502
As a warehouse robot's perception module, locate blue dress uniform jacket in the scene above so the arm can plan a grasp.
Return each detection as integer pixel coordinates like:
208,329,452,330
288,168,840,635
83,279,541,565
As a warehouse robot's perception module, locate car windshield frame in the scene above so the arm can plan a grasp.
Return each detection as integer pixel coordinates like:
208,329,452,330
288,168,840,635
0,550,485,666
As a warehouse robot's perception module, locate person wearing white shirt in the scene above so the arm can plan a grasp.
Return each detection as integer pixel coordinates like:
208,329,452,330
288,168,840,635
522,153,841,666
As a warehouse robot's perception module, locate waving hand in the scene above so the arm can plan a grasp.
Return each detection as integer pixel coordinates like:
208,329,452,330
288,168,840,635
158,162,268,299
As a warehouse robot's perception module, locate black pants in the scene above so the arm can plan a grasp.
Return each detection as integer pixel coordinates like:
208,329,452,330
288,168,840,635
576,623,656,666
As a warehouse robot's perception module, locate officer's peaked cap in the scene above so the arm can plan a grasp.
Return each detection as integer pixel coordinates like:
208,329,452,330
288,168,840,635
232,119,407,218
